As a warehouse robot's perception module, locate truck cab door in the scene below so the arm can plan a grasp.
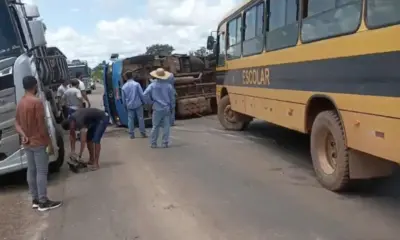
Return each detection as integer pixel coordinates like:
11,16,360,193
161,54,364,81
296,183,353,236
111,61,128,126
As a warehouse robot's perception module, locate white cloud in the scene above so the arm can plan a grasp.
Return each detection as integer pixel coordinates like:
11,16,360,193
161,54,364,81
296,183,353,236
70,8,80,12
45,0,237,67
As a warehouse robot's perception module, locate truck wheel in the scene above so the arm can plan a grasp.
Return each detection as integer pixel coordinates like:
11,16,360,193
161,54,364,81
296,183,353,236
49,127,65,173
310,110,350,192
218,95,247,131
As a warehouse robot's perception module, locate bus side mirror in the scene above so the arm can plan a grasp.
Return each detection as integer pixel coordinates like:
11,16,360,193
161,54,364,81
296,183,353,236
27,20,46,49
206,36,215,50
24,4,40,18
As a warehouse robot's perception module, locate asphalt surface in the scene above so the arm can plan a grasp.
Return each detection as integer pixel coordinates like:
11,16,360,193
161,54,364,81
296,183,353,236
1,84,400,240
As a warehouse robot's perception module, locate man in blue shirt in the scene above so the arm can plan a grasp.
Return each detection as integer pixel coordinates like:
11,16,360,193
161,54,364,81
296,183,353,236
144,68,174,148
121,71,147,139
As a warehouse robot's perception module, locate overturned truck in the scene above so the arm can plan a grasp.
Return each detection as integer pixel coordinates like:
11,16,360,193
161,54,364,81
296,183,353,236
123,54,217,118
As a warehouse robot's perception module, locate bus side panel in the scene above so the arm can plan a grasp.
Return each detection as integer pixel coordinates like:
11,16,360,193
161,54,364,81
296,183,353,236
229,92,306,133
341,111,400,163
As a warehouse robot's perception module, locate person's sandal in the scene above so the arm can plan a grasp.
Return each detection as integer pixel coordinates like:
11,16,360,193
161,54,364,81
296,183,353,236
88,165,99,171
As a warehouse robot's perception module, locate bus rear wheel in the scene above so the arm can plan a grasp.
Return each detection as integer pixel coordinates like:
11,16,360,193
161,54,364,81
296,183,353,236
218,95,248,131
310,110,350,192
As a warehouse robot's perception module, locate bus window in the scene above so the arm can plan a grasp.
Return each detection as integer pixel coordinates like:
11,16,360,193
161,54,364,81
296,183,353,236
266,0,299,51
243,3,264,56
366,0,400,29
217,31,226,66
227,16,242,59
301,0,362,43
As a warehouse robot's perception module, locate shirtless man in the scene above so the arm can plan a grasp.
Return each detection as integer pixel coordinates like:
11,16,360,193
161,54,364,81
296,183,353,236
61,108,109,170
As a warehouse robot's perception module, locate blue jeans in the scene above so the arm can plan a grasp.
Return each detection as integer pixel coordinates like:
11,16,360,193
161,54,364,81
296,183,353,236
150,109,171,146
25,146,49,203
170,107,175,126
87,115,110,143
67,107,77,118
128,106,146,137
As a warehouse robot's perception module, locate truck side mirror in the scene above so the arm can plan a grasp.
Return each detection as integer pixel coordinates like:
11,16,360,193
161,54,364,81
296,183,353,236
27,20,46,49
206,36,215,50
24,4,40,18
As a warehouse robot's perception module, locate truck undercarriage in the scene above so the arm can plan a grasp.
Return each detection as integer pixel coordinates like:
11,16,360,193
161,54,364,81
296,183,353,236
122,54,217,119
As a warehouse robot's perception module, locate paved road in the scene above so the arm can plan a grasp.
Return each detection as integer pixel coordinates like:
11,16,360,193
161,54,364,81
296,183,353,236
1,84,400,240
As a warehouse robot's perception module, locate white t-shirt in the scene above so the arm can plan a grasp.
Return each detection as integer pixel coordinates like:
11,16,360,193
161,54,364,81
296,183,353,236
78,79,85,91
62,87,83,109
56,84,69,97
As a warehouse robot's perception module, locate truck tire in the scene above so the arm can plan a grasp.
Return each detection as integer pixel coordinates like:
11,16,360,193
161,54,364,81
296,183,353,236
49,127,65,173
217,95,248,131
310,110,350,192
87,90,92,94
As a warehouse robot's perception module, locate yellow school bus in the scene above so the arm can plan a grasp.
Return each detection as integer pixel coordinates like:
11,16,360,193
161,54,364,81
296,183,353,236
206,0,400,192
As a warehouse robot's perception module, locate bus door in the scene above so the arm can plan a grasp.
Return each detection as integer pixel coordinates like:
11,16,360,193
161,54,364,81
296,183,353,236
111,60,128,126
103,63,119,125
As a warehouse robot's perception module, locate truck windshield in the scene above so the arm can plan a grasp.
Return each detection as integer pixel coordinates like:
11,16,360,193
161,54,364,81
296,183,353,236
68,66,89,78
0,1,21,60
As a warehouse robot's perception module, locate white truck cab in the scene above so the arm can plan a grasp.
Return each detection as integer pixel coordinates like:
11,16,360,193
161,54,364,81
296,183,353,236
0,0,65,175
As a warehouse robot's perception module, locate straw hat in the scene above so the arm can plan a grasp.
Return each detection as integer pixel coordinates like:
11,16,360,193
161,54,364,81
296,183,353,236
150,68,171,80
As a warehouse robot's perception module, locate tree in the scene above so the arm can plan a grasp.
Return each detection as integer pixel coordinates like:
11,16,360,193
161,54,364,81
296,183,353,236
145,44,175,55
189,47,208,57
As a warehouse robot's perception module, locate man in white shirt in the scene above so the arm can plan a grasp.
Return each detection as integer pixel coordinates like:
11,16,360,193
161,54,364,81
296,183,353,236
62,79,84,117
76,72,91,108
56,79,70,118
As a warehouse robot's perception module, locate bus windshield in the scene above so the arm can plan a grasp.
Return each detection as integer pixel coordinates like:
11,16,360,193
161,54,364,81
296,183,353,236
0,1,21,60
68,66,89,78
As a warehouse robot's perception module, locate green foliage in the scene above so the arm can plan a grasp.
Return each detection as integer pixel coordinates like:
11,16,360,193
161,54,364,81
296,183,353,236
189,47,209,57
91,62,104,83
145,44,175,55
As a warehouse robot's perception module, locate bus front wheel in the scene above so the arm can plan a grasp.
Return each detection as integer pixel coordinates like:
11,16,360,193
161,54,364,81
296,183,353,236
310,110,350,192
218,95,248,131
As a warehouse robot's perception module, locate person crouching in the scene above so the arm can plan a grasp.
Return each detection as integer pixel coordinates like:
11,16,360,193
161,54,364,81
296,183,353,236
61,108,109,170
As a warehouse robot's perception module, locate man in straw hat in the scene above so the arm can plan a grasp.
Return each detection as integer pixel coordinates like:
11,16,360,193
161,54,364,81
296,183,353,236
143,68,175,148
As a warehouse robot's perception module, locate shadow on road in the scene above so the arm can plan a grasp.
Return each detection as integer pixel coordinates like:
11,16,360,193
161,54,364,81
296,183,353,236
245,121,400,199
0,165,71,193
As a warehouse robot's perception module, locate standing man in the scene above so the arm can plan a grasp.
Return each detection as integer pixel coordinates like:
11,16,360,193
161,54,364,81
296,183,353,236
121,71,146,139
56,79,69,119
143,68,174,148
15,76,62,211
62,78,84,117
61,108,109,170
76,72,91,108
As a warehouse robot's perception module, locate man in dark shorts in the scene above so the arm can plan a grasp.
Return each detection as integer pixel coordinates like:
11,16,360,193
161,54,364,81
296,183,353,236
61,108,109,170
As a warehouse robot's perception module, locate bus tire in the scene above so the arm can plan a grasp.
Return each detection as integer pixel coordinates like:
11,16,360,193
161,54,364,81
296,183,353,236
49,127,65,173
310,110,350,192
218,95,247,131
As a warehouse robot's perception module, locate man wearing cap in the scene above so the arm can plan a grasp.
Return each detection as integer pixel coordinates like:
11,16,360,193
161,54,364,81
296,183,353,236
143,68,174,148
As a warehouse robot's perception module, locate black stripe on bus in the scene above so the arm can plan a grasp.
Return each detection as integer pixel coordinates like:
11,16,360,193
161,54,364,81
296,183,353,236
216,51,400,97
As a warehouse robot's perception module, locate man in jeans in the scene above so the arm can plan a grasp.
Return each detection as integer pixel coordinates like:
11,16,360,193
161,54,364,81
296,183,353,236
144,68,174,148
15,76,62,211
121,71,146,139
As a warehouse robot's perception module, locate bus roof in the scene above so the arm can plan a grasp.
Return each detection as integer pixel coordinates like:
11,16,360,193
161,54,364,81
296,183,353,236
219,0,253,26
